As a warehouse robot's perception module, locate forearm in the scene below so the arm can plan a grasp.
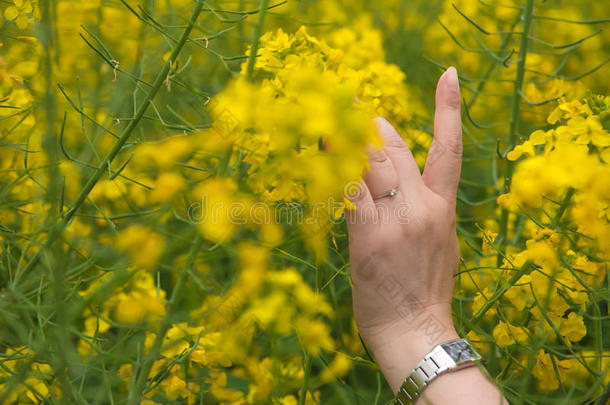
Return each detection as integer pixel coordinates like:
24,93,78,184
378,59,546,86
347,67,508,404
367,315,508,404
412,367,508,405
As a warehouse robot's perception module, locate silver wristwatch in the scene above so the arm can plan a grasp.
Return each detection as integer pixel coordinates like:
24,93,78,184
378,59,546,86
395,338,482,405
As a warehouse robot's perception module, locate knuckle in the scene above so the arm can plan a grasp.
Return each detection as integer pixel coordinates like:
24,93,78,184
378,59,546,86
367,149,389,164
419,212,437,232
347,188,366,204
446,139,463,157
383,133,408,149
407,203,453,236
404,211,435,236
387,141,413,159
433,136,462,158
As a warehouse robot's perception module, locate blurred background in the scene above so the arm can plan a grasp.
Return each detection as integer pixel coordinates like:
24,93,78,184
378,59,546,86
1,0,609,404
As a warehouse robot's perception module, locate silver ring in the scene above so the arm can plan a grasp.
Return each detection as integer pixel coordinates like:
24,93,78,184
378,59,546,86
375,188,399,199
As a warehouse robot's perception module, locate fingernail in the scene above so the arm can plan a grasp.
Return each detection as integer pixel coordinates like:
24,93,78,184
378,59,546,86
441,66,461,108
446,66,458,83
372,116,390,126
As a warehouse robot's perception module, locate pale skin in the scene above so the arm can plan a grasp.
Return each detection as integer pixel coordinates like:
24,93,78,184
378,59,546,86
346,67,509,404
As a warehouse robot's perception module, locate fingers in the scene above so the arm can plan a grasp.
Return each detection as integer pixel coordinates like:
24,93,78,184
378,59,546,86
422,66,463,202
363,145,400,202
373,117,422,192
346,118,419,235
345,180,377,236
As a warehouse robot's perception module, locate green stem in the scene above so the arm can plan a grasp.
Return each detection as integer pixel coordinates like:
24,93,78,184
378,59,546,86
594,385,610,405
373,372,382,405
127,234,201,404
467,15,522,110
472,263,529,323
245,0,270,80
551,187,575,227
497,0,535,266
15,0,204,284
298,352,312,405
38,0,80,402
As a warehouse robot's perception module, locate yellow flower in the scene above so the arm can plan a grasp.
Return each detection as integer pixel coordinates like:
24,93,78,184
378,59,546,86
523,238,561,271
116,224,164,269
481,229,498,255
278,396,298,405
492,321,529,347
295,317,335,356
533,350,560,391
565,115,610,146
260,222,283,246
133,134,193,170
149,172,185,204
320,353,353,383
507,140,536,161
532,350,587,392
547,98,592,124
159,374,187,401
245,357,275,403
235,241,269,295
497,192,520,211
192,178,251,243
207,370,245,403
471,288,496,321
466,330,489,355
559,312,586,345
113,271,166,325
504,275,532,312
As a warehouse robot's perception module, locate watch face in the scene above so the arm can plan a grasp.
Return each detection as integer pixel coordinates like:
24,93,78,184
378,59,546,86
442,340,474,364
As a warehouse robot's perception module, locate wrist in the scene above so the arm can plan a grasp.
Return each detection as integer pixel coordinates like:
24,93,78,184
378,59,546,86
361,306,459,393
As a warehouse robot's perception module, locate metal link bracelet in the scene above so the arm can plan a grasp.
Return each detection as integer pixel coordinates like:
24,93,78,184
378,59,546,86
395,338,482,405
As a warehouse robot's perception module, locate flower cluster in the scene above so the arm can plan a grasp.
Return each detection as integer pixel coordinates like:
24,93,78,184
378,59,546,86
464,95,610,392
1,0,609,404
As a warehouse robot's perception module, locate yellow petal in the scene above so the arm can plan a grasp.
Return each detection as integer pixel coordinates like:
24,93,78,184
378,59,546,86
4,6,19,21
529,130,546,146
547,107,561,124
15,13,28,29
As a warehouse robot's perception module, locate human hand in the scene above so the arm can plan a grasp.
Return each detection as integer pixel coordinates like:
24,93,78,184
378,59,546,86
346,67,463,392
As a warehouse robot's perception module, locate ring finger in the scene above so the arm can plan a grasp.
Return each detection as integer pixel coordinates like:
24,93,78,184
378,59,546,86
363,145,400,202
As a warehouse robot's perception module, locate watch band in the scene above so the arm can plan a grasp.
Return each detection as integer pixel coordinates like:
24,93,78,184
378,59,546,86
395,338,482,405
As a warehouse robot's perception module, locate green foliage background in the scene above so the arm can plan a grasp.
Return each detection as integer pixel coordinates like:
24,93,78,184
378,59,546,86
1,0,609,404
